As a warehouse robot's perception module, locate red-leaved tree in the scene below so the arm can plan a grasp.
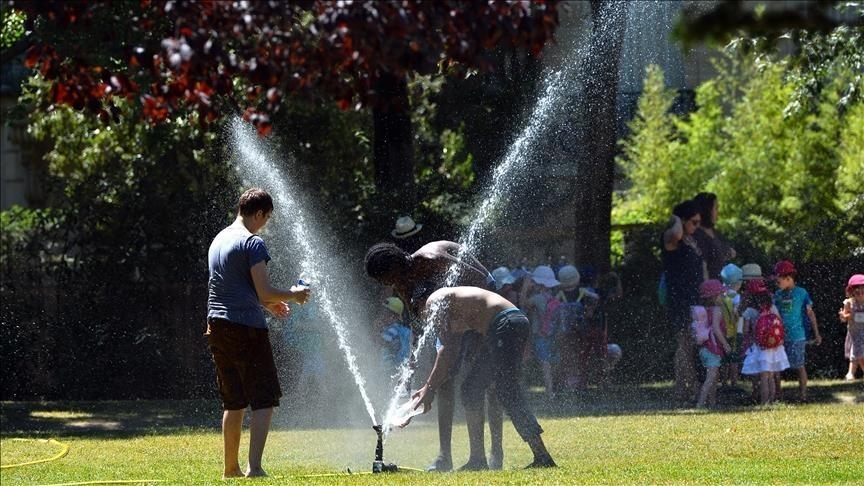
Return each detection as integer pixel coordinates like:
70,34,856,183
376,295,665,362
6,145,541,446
12,0,559,211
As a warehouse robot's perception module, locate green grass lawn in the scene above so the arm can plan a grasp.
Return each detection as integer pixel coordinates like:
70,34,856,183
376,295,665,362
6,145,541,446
2,380,862,485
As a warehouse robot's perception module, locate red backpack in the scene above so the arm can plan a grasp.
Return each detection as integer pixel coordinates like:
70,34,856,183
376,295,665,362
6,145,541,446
755,310,785,349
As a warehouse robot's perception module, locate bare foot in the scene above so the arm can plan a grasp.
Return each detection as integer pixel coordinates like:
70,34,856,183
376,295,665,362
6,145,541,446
244,468,268,478
426,455,452,472
458,458,489,471
223,469,244,479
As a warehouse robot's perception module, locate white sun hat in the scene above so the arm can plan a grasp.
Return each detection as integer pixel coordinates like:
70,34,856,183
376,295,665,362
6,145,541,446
491,266,516,290
530,265,560,288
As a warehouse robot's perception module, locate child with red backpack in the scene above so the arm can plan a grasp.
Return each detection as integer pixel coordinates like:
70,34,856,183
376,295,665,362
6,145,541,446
693,279,732,408
740,279,789,404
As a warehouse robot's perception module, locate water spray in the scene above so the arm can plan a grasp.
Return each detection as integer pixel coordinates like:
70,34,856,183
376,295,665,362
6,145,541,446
370,425,398,473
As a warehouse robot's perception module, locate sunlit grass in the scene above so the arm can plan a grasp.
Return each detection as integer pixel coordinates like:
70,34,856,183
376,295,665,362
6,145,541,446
2,381,863,484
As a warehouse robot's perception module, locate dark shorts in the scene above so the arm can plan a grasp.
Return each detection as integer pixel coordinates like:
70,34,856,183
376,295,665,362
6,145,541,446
206,318,282,410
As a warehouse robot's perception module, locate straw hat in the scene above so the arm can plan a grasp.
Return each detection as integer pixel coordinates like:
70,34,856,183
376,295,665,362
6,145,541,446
741,263,763,281
557,265,580,290
391,216,422,239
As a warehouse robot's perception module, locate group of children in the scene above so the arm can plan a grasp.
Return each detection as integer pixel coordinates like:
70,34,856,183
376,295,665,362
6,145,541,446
692,260,863,407
373,261,623,401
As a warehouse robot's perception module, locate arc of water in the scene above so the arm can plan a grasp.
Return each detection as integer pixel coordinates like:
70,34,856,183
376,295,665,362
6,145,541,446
230,118,378,425
382,1,629,435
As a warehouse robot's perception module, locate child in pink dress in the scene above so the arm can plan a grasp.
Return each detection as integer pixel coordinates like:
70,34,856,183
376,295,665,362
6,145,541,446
695,280,732,408
839,274,864,380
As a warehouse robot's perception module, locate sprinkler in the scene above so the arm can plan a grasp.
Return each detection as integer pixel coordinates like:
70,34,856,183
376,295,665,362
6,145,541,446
371,425,398,473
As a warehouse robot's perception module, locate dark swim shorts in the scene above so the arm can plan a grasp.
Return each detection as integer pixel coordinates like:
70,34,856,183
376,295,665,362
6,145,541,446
206,318,282,410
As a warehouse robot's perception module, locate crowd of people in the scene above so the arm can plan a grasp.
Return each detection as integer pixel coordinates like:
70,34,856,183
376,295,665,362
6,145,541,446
662,192,863,407
201,188,861,477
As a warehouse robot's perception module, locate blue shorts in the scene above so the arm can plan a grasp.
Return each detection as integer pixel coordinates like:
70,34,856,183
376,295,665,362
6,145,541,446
699,347,722,368
785,340,806,369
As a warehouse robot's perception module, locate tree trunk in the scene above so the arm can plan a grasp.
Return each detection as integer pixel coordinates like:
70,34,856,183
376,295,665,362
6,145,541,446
372,72,415,218
574,1,626,272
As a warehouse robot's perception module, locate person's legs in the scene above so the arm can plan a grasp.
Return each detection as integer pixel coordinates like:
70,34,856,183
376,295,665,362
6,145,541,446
784,340,807,401
427,379,454,472
542,361,555,398
222,409,245,478
797,366,808,402
525,435,556,468
460,408,488,470
759,371,773,404
774,373,783,401
847,360,858,380
486,388,504,470
674,327,697,402
492,316,554,468
459,348,497,471
696,367,719,408
246,407,274,477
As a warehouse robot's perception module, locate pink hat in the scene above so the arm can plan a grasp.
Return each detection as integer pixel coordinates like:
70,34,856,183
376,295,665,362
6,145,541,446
699,279,726,299
773,260,796,277
847,274,864,295
745,278,770,295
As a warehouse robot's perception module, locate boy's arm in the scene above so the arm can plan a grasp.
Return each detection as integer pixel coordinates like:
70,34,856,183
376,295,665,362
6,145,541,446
437,241,493,284
412,334,460,412
806,305,822,345
250,261,311,305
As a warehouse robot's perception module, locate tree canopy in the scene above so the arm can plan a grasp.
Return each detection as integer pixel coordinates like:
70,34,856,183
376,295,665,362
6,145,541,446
614,18,864,261
10,0,559,135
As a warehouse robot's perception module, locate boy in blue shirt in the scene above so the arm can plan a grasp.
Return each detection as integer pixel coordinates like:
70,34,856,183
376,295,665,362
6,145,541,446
773,260,822,402
207,188,311,478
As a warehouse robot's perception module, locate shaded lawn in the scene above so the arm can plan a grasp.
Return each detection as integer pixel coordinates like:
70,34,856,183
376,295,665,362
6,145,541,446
2,380,862,484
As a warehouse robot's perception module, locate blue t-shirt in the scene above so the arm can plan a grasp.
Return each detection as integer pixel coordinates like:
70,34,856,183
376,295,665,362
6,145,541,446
774,286,812,342
207,225,271,328
381,322,412,366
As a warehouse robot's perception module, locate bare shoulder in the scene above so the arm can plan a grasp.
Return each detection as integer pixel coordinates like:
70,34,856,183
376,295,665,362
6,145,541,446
428,286,513,310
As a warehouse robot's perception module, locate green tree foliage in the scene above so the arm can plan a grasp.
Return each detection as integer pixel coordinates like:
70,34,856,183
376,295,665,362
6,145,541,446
0,6,25,49
615,27,863,261
0,75,235,399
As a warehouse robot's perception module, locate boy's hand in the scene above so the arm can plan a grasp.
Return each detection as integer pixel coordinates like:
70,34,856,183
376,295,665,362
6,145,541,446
266,301,291,319
290,285,311,305
411,384,434,414
813,334,822,345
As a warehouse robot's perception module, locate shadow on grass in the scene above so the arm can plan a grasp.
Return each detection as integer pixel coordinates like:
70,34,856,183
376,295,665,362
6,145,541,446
2,380,861,439
533,378,864,418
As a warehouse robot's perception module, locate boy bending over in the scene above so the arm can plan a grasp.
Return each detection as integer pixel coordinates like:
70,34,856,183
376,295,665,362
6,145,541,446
401,286,556,469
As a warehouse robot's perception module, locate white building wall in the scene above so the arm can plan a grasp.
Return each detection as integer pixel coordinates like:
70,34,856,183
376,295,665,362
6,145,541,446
0,96,30,209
